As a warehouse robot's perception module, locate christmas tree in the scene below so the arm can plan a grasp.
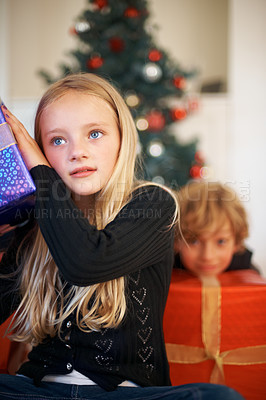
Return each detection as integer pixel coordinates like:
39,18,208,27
39,0,201,187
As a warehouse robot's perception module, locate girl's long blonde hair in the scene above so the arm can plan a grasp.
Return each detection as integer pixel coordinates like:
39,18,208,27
10,73,143,345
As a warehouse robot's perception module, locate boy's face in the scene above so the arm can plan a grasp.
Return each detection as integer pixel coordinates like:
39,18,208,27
178,219,238,277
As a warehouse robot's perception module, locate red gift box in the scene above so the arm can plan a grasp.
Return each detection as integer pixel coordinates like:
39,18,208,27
0,315,13,374
0,314,30,375
0,249,31,375
163,269,266,400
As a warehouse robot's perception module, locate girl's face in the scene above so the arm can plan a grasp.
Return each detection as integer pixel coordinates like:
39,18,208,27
178,219,238,277
40,91,121,204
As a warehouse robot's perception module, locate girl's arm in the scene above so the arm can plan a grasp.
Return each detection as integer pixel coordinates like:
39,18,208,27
31,165,176,286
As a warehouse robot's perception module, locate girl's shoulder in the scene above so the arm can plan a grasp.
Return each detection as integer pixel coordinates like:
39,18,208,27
123,183,178,223
131,182,176,204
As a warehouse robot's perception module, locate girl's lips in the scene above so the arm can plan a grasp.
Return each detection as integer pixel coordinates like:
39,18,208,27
70,167,96,177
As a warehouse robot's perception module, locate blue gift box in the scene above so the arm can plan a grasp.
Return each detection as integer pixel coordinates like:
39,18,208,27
0,101,36,225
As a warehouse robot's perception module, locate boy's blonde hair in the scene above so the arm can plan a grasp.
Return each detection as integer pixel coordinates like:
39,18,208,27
177,181,249,249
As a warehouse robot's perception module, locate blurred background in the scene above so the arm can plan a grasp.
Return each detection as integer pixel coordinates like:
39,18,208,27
0,0,266,275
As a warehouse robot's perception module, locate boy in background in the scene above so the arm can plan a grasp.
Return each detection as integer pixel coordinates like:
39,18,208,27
174,181,260,277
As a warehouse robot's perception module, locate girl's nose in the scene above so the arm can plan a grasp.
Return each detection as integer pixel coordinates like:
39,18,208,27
69,141,89,161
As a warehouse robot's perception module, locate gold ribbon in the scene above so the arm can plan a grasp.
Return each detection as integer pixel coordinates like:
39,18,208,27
165,276,266,384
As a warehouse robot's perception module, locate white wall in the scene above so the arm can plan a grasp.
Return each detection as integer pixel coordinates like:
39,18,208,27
227,0,266,274
150,0,228,90
7,0,87,98
0,0,9,100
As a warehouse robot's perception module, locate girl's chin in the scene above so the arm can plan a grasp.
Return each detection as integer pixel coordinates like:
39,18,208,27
69,186,100,198
72,191,95,197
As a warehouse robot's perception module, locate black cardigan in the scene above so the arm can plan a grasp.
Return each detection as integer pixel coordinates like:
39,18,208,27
0,165,176,390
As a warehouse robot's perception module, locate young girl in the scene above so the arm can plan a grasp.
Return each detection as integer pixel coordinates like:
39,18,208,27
174,180,259,277
0,73,243,399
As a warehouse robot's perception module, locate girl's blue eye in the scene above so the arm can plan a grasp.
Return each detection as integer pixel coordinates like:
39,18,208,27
52,137,66,146
90,131,103,139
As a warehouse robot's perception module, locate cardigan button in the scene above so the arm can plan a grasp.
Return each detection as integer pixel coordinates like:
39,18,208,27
66,363,72,370
66,321,72,328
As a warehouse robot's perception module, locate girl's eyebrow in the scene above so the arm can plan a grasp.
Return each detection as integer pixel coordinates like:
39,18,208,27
44,122,111,136
44,128,66,136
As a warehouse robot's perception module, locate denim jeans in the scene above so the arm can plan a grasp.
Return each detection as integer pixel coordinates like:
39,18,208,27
0,375,244,400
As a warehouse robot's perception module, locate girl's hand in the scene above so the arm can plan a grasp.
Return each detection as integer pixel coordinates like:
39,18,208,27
0,224,16,237
1,105,50,170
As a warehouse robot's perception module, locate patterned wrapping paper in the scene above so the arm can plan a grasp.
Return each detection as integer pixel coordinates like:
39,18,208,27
163,269,266,400
0,100,36,224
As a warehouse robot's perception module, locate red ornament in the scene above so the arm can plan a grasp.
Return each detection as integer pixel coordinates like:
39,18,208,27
188,97,199,112
109,37,125,53
69,26,77,35
146,111,165,131
93,0,108,9
124,7,140,18
194,151,205,164
87,56,104,69
171,108,187,121
148,49,162,62
190,164,202,179
173,76,186,89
